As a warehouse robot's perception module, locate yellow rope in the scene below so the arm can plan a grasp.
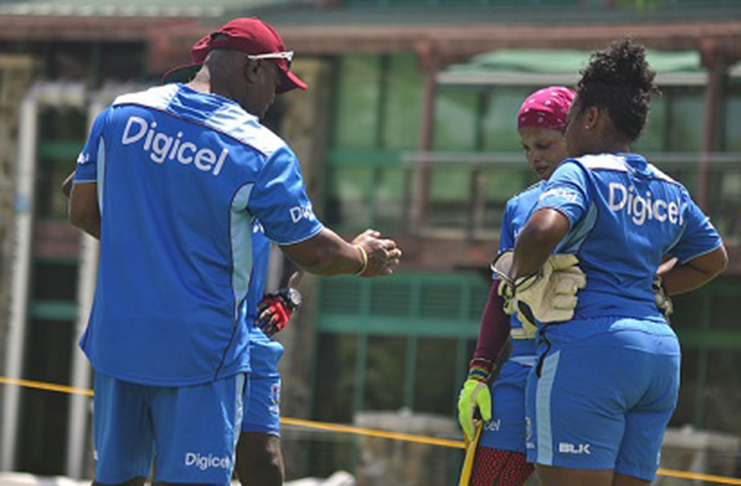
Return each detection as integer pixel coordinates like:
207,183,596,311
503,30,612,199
2,376,741,484
0,376,93,396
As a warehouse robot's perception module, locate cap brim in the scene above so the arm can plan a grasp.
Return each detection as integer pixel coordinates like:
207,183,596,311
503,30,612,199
277,70,307,94
162,63,202,85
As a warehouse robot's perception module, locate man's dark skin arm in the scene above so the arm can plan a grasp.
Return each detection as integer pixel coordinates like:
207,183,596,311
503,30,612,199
69,182,101,240
66,172,400,277
281,228,399,278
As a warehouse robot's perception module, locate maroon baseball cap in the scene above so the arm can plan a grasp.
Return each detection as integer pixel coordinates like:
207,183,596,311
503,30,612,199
162,17,307,94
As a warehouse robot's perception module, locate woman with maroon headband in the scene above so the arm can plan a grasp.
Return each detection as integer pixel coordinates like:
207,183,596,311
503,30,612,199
457,86,575,485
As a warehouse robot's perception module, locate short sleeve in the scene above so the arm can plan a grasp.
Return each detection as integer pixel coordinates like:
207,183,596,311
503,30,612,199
248,146,324,245
498,200,516,253
74,107,110,183
533,160,589,228
667,194,723,264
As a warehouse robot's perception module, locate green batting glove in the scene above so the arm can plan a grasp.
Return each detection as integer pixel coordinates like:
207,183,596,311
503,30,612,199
457,358,493,442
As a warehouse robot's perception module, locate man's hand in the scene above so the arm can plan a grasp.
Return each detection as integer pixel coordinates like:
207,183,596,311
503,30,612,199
457,358,493,443
493,251,586,324
352,229,402,277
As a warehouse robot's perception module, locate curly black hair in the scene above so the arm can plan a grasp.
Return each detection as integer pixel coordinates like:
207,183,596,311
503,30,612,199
576,38,660,142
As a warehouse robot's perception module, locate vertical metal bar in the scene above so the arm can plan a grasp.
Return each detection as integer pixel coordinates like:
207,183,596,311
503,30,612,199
369,167,381,228
455,338,469,401
695,289,713,429
66,97,105,480
375,55,389,150
412,42,437,232
353,334,369,414
1,89,38,472
371,55,390,228
697,43,726,212
90,42,102,88
403,336,418,409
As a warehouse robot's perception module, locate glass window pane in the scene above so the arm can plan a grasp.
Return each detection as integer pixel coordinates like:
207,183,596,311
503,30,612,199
708,283,741,331
335,55,382,149
325,167,373,230
633,94,667,153
37,108,86,220
414,337,458,414
669,348,698,427
313,333,358,423
434,89,478,151
32,263,78,301
671,290,706,330
724,86,741,151
704,351,741,436
427,167,470,229
364,336,406,411
374,169,407,232
482,86,532,152
384,54,423,150
666,88,704,152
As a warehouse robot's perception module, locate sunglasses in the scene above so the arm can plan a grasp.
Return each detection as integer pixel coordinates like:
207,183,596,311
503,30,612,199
246,51,294,70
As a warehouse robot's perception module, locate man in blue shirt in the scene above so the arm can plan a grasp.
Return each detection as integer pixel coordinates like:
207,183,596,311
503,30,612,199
69,17,401,485
504,39,727,485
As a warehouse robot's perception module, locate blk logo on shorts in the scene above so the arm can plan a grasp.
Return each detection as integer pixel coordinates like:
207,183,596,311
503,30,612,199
558,442,591,455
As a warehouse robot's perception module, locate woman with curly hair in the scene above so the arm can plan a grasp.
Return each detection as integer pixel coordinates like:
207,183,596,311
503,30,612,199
505,39,727,485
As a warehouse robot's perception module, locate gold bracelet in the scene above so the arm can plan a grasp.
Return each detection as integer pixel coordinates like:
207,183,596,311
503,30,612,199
354,245,368,276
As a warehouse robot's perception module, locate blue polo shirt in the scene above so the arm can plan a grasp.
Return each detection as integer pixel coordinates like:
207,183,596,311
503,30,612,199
74,84,323,386
535,153,722,322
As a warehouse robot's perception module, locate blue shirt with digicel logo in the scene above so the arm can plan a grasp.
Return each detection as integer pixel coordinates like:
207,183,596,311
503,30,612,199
242,220,284,379
534,153,722,322
74,84,322,386
496,181,544,365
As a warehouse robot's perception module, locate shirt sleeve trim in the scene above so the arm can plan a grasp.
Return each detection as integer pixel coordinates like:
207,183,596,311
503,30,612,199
275,223,325,246
678,241,724,265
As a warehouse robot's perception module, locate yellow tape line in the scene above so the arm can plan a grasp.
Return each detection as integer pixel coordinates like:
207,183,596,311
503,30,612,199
2,376,741,485
0,376,93,396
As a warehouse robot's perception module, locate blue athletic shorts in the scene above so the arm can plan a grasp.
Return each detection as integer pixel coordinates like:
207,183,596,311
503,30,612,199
241,329,284,436
479,359,533,454
525,318,680,481
93,371,247,485
242,375,281,436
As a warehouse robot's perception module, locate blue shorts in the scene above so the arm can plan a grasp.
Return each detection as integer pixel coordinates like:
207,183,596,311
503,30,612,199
242,328,283,436
242,375,281,435
525,318,680,481
93,372,246,485
479,359,533,454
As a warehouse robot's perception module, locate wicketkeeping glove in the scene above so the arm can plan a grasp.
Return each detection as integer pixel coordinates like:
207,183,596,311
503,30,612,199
457,358,493,443
492,251,586,324
653,275,673,321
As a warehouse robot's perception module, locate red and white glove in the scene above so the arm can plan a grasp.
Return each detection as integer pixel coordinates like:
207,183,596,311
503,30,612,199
257,288,301,337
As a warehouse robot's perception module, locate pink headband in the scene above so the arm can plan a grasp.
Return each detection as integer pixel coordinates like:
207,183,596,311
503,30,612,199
517,86,576,131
